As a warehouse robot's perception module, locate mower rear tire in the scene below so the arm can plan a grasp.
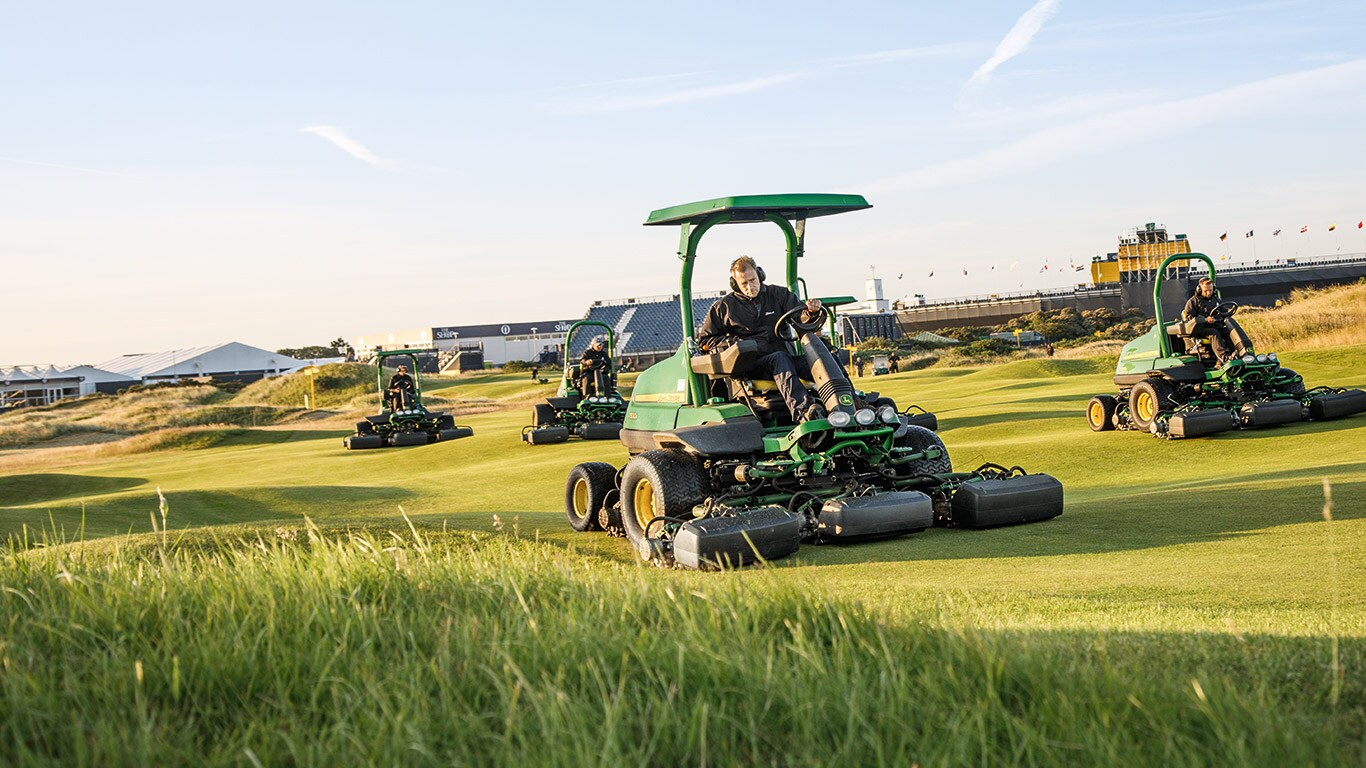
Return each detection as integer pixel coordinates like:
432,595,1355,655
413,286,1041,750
1087,395,1117,432
354,421,376,435
565,462,616,532
437,414,456,430
1276,368,1306,396
619,450,711,552
1129,379,1177,432
533,403,557,427
895,425,952,476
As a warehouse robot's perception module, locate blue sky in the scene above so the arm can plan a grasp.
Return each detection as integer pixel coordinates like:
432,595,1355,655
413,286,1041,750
4,1,1365,363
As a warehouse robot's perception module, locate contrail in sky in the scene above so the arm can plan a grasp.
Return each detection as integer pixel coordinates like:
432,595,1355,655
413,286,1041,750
965,0,1061,89
300,125,391,169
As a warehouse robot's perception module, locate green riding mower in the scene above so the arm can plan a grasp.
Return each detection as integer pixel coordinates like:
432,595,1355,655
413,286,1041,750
522,321,628,445
1086,253,1366,438
343,349,473,449
564,194,1063,570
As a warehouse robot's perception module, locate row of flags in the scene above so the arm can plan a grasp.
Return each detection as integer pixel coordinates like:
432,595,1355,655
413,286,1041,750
907,219,1366,279
1220,220,1364,240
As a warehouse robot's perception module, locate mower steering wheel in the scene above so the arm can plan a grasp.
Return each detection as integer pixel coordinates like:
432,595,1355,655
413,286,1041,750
1210,301,1239,320
775,304,831,342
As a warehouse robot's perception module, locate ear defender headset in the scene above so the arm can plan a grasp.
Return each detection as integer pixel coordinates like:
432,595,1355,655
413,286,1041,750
728,257,766,292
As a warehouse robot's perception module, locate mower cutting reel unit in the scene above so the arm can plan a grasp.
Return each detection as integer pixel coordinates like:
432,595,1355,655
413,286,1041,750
563,194,1063,569
522,320,628,445
1085,253,1366,439
343,349,473,449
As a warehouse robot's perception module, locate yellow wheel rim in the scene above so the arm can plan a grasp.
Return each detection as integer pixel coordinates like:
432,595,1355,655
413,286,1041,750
1088,401,1104,426
572,477,590,519
1136,391,1156,422
632,478,656,532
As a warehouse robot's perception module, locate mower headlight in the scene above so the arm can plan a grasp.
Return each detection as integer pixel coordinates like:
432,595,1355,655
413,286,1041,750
1255,354,1268,363
1268,353,1278,362
878,406,899,424
855,408,876,426
828,410,852,428
1242,354,1255,364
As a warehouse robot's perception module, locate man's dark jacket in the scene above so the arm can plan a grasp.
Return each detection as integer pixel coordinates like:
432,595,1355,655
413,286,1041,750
1182,292,1221,324
387,372,415,392
698,284,806,357
580,346,610,370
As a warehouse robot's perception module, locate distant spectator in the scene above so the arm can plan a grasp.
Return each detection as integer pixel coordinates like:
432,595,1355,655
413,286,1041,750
888,353,900,374
1046,342,1055,358
854,356,866,377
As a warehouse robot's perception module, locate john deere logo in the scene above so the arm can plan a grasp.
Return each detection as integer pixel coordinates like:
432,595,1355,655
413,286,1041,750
839,394,854,406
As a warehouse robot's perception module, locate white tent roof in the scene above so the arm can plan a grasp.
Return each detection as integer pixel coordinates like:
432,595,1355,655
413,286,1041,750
95,342,305,379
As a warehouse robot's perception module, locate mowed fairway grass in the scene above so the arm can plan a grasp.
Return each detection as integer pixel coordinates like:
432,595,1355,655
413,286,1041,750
2,348,1364,765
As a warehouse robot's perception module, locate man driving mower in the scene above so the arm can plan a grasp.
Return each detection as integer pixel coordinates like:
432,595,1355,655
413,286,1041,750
578,337,612,396
386,364,416,410
697,256,826,423
1182,277,1244,364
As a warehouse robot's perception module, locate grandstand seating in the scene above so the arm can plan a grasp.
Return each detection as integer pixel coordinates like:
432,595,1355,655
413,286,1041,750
574,293,724,358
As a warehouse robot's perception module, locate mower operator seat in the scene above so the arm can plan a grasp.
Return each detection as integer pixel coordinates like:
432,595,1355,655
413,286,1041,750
690,339,817,397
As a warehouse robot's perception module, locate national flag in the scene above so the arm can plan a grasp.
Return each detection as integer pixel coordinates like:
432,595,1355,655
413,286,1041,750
1009,261,1019,270
1219,232,1227,241
1329,223,1337,231
1244,230,1253,238
1300,225,1308,233
897,272,903,279
990,264,997,272
961,267,968,276
927,270,934,277
1074,265,1085,272
1272,229,1281,236
1039,264,1049,272
1359,220,1364,229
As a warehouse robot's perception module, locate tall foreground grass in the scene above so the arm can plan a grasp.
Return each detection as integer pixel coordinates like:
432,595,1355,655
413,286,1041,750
1239,279,1366,351
2,525,1359,767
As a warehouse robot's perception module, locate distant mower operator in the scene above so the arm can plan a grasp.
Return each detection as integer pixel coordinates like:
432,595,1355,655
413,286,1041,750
1087,253,1366,438
522,321,627,444
564,194,1063,570
344,349,473,449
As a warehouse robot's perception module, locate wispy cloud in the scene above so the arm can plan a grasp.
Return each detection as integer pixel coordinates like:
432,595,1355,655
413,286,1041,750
864,58,1366,194
554,43,972,113
0,155,144,180
300,125,393,170
560,71,808,113
965,0,1061,89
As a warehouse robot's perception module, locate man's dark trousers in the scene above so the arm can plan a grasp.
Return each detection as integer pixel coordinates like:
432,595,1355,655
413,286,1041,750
743,351,814,418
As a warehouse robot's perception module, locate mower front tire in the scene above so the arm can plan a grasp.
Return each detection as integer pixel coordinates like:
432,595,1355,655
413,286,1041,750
1129,379,1177,432
565,462,616,532
895,425,952,476
619,450,710,552
1087,395,1117,432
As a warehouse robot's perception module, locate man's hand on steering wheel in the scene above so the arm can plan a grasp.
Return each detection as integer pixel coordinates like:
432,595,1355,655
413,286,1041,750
1209,301,1239,322
775,302,831,342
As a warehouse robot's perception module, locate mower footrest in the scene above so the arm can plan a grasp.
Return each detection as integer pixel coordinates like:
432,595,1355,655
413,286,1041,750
1239,399,1303,428
523,426,570,445
1309,389,1366,420
344,435,384,450
950,474,1064,528
438,427,473,441
580,422,622,440
390,432,431,447
1168,409,1235,438
818,491,933,540
673,506,801,570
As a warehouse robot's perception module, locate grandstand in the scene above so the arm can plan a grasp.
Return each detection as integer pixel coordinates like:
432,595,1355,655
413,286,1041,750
574,291,727,366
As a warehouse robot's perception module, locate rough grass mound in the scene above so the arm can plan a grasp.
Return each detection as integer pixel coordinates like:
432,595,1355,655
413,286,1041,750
1,529,1357,767
233,363,375,409
1238,279,1366,351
